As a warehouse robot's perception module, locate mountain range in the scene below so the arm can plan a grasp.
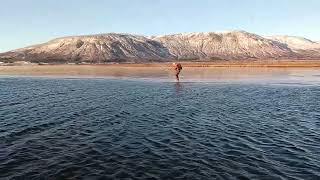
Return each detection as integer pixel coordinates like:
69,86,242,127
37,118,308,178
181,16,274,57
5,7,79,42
1,30,320,63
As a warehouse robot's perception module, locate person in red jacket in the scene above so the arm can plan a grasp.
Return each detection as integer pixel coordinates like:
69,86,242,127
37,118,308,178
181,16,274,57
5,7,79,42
172,63,183,81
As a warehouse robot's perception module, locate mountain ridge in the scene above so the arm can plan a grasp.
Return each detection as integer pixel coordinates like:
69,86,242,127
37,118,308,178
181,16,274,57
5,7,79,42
1,30,319,63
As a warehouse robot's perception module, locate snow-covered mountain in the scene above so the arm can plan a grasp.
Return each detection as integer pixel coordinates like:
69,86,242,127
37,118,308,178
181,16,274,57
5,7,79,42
265,35,320,50
152,31,293,60
1,30,319,63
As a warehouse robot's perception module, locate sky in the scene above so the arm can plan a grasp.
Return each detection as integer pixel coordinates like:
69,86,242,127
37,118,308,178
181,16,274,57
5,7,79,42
0,0,320,52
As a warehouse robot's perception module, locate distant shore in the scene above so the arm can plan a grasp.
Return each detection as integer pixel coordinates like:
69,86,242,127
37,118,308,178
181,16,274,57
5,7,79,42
1,61,320,82
1,60,320,68
92,60,320,68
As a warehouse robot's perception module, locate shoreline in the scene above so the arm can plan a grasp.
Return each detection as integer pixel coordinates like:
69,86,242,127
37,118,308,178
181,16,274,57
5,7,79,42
1,60,320,68
1,63,320,83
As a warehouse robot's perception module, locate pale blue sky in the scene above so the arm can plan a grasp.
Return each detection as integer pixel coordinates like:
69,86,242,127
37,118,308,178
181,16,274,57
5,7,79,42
1,0,320,52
